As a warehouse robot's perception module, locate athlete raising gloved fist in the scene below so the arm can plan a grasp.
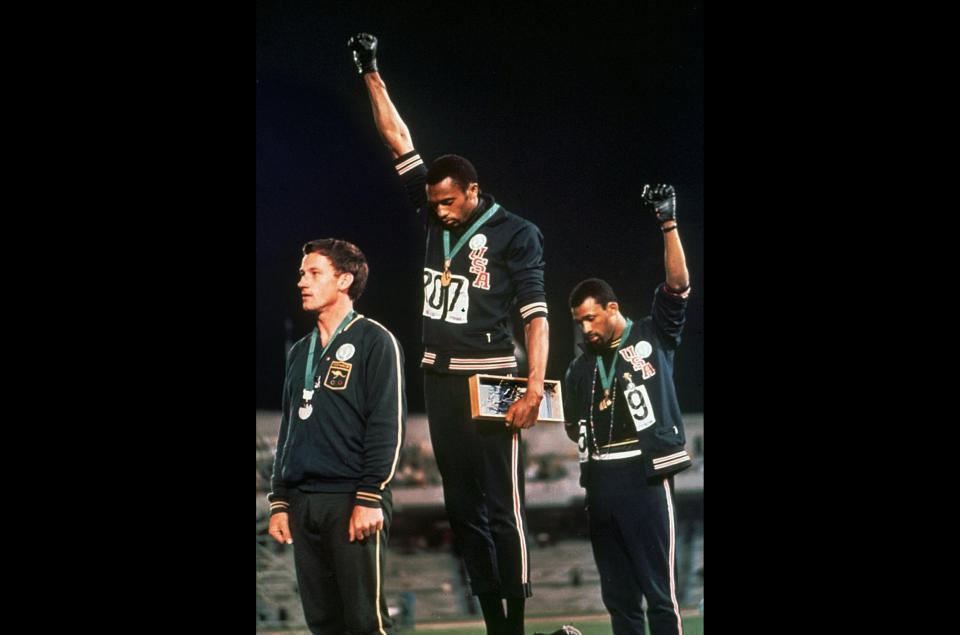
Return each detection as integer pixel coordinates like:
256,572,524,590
347,30,551,635
642,183,677,228
347,32,378,75
564,182,692,634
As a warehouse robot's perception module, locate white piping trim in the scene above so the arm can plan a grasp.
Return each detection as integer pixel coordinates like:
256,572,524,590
590,448,644,461
448,362,518,370
519,301,548,311
519,305,548,319
653,451,690,465
395,153,421,168
396,155,424,175
664,479,682,635
375,531,386,635
449,355,517,363
599,439,639,449
654,457,691,470
511,432,529,585
342,314,364,332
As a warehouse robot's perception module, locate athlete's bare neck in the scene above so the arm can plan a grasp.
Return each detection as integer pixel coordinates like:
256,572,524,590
316,298,355,346
610,313,628,343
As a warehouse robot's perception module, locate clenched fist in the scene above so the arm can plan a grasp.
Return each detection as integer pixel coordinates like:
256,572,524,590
347,32,379,75
641,184,676,224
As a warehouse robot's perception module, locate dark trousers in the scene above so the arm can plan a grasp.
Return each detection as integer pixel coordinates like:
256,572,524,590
586,461,683,635
424,371,532,598
289,489,394,635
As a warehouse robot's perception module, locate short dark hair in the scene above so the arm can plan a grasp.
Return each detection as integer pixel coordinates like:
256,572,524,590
426,154,478,192
302,238,369,301
569,278,618,309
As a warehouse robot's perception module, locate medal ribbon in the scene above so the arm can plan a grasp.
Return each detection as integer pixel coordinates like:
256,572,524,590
595,318,633,396
442,202,500,273
303,310,357,393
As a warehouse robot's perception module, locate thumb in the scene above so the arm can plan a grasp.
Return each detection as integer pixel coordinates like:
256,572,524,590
280,518,293,544
503,401,516,427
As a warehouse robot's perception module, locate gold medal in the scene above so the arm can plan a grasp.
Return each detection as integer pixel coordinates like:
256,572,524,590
598,389,612,411
441,262,452,287
595,319,633,416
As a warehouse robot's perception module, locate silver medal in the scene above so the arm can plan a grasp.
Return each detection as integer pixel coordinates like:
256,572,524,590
299,389,314,420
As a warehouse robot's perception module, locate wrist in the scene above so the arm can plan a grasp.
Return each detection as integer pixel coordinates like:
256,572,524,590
525,381,545,402
354,58,378,75
661,222,678,233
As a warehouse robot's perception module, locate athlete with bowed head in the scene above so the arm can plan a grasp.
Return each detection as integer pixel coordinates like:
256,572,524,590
348,32,551,635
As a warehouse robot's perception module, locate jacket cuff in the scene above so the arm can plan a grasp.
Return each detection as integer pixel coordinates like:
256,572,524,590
394,151,423,176
517,299,549,324
644,449,693,479
355,488,384,509
267,486,290,516
660,281,691,299
268,498,290,516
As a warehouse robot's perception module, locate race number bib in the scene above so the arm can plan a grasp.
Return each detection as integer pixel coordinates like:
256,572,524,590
577,421,589,463
623,381,656,431
423,267,469,324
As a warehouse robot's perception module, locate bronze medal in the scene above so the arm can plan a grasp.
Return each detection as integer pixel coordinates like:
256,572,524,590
441,267,452,287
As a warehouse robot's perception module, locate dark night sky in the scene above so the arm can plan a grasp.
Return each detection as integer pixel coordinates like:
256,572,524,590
256,0,704,414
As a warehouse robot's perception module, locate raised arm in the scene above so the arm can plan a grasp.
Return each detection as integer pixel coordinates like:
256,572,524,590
347,33,415,159
642,184,689,292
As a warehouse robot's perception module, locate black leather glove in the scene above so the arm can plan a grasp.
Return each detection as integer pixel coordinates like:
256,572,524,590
641,184,676,224
347,33,379,75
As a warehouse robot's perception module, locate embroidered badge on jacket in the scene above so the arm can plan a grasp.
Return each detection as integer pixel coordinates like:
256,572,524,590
619,340,656,379
324,361,352,390
468,234,491,290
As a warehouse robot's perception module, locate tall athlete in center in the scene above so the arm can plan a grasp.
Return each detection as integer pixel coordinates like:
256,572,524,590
348,33,550,635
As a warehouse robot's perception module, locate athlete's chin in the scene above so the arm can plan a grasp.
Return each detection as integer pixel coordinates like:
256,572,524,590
584,339,606,354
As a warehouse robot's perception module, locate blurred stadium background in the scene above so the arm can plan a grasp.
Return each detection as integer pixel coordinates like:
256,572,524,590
257,410,703,632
